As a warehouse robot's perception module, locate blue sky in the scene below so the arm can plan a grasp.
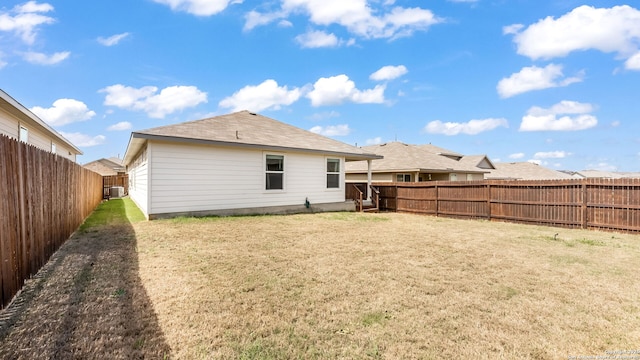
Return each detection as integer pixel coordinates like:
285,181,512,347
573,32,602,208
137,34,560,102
1,0,639,171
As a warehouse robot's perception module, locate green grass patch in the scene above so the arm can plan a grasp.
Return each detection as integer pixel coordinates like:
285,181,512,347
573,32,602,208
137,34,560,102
577,238,606,246
79,197,145,232
320,212,391,222
361,311,391,327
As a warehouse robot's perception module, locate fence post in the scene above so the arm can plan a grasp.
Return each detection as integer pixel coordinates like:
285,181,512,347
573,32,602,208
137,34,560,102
435,182,439,217
486,181,491,221
581,179,588,229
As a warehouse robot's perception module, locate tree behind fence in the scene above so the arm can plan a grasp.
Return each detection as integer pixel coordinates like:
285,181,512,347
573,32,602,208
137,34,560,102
349,179,640,233
0,135,103,309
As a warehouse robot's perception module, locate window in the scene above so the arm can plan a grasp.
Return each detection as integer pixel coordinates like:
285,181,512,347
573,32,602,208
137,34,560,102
51,143,56,154
265,154,284,190
19,126,28,143
326,158,340,188
396,174,411,182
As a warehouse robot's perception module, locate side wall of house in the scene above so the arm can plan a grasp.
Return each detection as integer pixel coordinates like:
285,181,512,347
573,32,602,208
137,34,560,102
127,143,149,217
148,141,346,216
0,107,77,162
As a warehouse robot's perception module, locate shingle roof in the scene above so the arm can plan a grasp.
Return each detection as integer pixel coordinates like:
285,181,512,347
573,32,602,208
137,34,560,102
345,142,488,173
572,170,640,179
124,111,381,165
486,162,573,180
417,143,463,158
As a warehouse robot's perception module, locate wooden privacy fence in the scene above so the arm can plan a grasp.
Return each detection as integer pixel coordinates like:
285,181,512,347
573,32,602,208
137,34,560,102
0,134,103,309
351,179,640,233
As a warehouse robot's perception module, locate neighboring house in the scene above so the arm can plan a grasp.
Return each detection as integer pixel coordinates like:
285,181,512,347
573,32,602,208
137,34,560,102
564,170,640,179
123,110,382,219
0,89,81,162
84,157,125,176
485,162,574,180
345,142,493,183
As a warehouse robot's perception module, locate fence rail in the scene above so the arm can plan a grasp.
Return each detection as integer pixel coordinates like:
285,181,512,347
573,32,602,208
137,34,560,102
349,179,640,233
0,134,102,309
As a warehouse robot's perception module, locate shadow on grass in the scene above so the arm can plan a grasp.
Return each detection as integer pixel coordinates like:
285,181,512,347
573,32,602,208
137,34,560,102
0,198,171,359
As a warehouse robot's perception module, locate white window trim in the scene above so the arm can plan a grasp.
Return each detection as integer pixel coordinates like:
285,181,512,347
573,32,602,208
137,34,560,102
264,152,286,192
396,173,411,182
326,157,342,191
19,125,28,143
51,142,56,154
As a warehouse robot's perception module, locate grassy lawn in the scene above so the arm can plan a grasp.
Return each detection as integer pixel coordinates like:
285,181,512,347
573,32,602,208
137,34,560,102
1,198,640,359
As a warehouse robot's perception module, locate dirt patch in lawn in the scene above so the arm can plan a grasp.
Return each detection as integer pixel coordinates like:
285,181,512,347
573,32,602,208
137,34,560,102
0,199,170,359
2,201,640,359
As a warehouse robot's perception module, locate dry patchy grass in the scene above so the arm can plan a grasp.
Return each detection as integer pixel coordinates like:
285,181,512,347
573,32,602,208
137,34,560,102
135,212,640,359
1,200,639,359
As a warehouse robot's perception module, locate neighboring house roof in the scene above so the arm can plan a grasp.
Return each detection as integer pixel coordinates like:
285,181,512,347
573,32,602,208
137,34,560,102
568,170,640,179
486,162,573,180
123,111,382,165
417,143,464,160
345,142,490,174
84,157,125,176
457,154,496,170
0,89,82,155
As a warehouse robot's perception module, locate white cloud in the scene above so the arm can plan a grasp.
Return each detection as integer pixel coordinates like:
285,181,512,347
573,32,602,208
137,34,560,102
59,131,106,147
534,151,570,159
244,10,287,31
246,1,442,40
625,51,640,70
152,0,240,16
509,152,525,159
22,51,70,65
502,24,523,35
423,118,508,136
497,64,583,98
309,124,350,136
295,30,339,48
97,32,130,46
306,74,385,106
366,137,382,145
101,84,207,119
219,79,301,112
520,100,597,131
0,1,55,44
507,5,640,63
370,65,408,81
107,121,132,131
31,98,95,126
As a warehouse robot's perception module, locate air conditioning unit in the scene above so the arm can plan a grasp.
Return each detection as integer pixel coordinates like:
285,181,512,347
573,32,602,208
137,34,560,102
110,186,124,198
